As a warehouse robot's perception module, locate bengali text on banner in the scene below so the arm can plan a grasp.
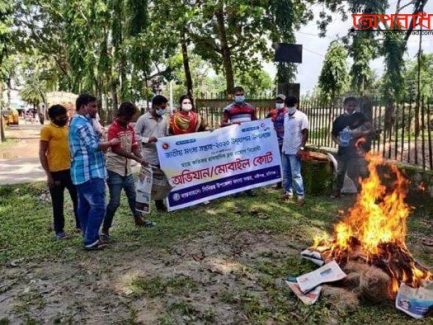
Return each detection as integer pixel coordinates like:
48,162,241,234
156,119,282,211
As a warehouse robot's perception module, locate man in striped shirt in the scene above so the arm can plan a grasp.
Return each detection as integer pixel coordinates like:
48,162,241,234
69,94,119,250
221,86,257,197
221,86,257,126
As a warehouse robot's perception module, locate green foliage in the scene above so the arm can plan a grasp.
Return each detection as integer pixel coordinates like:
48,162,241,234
381,31,406,101
349,33,378,95
237,69,273,98
403,53,433,101
318,41,349,101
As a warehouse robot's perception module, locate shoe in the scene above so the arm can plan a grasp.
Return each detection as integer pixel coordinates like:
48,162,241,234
281,192,294,201
330,191,341,199
134,215,146,227
100,231,110,243
143,220,156,228
297,196,305,207
55,232,68,240
84,240,107,251
155,200,167,212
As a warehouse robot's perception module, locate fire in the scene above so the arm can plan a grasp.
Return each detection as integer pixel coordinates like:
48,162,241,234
314,153,432,296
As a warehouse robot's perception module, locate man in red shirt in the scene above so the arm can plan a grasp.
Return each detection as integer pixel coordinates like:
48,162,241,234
102,102,154,241
221,86,257,126
221,86,257,197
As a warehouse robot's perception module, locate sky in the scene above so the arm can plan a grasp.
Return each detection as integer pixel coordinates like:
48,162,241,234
265,1,433,95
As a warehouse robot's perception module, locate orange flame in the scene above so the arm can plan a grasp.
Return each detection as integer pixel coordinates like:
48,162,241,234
314,153,432,295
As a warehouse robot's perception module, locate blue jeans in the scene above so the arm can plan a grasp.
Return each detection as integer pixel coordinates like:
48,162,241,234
103,171,138,232
76,178,106,246
281,153,304,197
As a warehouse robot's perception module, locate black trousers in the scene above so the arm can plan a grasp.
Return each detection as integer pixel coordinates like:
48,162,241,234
49,169,79,233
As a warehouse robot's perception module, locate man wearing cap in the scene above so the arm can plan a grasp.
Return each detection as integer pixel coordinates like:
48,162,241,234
267,94,287,189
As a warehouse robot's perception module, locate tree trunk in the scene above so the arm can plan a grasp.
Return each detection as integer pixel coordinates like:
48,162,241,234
0,82,5,142
215,8,234,98
110,81,118,122
181,29,194,99
6,78,12,110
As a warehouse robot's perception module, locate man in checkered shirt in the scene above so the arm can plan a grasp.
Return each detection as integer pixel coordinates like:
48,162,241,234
69,94,119,250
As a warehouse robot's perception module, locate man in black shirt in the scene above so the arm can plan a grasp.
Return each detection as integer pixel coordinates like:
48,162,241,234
331,97,372,198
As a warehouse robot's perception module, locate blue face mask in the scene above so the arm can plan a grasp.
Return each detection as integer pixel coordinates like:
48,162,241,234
234,95,245,103
156,108,166,116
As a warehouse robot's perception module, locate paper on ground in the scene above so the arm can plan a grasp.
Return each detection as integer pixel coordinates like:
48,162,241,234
296,260,347,294
286,280,321,305
395,282,433,319
301,249,325,266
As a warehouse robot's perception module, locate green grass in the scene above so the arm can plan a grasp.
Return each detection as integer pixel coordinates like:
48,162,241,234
0,138,18,150
0,182,340,264
0,182,432,324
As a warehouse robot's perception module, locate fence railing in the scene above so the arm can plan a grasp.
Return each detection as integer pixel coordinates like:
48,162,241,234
196,97,433,170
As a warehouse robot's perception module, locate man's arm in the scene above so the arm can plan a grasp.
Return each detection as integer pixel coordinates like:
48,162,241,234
134,116,152,143
351,121,373,138
221,110,231,127
331,117,341,145
112,146,143,162
39,140,54,188
332,135,341,146
301,129,308,147
78,124,118,152
251,107,258,121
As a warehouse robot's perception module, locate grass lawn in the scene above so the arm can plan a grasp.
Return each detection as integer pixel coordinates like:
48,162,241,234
0,182,432,324
0,138,18,151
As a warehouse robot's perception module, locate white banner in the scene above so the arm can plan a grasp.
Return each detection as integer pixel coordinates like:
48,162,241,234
156,119,282,211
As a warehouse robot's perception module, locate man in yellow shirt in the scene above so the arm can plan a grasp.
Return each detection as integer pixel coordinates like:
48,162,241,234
39,105,79,239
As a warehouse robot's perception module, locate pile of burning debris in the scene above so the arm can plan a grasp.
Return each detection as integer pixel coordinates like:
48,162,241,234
286,154,433,319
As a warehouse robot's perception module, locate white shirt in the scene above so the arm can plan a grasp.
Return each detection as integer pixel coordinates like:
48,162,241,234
282,110,309,155
134,112,169,165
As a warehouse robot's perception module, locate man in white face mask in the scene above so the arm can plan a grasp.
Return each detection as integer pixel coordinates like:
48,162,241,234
267,94,287,189
281,96,309,206
135,95,171,212
221,86,257,126
267,94,287,148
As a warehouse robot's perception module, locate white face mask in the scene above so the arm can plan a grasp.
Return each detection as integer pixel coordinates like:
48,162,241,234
182,103,193,112
234,95,245,103
288,107,296,115
156,108,166,116
275,103,285,110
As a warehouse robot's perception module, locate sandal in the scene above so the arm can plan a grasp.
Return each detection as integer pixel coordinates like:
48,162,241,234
144,220,156,228
422,238,433,247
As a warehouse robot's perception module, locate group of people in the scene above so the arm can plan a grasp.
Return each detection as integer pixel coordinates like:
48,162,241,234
39,88,370,250
39,92,211,250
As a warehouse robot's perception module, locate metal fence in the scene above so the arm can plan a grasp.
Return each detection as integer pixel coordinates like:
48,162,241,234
196,97,433,170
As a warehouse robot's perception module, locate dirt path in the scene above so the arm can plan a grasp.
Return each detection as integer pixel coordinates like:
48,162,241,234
0,123,46,185
0,231,301,324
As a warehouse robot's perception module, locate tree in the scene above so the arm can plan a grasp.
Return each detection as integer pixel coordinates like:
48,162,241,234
237,69,273,98
404,53,433,100
268,0,314,84
0,0,14,142
187,1,273,95
318,41,349,101
318,0,428,102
